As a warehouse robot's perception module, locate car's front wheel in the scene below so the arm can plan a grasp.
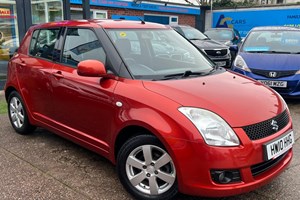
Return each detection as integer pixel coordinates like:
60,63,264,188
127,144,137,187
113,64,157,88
117,135,177,200
8,91,36,134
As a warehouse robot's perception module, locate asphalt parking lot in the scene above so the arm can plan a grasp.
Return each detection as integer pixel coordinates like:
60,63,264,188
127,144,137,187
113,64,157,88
0,91,299,200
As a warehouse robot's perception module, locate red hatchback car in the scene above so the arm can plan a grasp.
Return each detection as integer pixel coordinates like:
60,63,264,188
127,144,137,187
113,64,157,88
5,20,294,199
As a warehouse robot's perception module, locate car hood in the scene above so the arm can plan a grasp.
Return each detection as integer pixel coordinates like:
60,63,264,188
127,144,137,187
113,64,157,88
190,39,228,50
143,71,285,127
240,52,300,70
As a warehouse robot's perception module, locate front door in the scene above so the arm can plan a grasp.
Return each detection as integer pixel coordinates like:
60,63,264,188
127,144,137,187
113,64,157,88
51,28,117,153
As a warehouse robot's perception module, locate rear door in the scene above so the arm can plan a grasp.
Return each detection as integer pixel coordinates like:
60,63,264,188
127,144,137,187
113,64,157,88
15,28,60,122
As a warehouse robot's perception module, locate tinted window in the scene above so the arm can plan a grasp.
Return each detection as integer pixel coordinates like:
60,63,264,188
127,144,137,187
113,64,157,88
242,30,300,53
180,27,207,40
62,28,106,67
205,29,233,41
29,29,60,60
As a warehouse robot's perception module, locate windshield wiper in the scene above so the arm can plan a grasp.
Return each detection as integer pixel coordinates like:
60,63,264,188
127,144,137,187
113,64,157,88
189,38,209,40
246,50,297,54
271,51,300,54
157,69,215,80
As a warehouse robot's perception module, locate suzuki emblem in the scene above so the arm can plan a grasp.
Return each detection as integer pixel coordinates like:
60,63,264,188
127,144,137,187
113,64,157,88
271,120,279,132
216,51,221,55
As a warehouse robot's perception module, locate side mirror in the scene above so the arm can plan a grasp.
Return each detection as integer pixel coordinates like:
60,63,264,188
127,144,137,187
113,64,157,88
77,60,106,77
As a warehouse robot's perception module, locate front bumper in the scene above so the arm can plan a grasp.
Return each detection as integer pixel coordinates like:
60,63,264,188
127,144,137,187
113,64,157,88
232,67,300,98
209,56,231,68
165,120,293,197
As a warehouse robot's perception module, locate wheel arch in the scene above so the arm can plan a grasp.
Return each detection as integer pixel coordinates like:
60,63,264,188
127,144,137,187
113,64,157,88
5,86,17,102
5,86,36,127
114,125,154,162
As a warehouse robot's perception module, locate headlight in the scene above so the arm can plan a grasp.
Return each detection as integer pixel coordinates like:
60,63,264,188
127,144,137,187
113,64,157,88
296,70,300,74
179,107,240,146
233,55,251,72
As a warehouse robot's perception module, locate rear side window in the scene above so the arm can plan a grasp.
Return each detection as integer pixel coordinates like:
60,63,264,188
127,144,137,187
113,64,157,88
29,28,60,60
62,28,106,67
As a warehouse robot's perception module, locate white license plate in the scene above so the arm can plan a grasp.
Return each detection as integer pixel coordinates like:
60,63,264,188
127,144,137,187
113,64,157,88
259,80,287,88
215,61,226,67
264,131,294,161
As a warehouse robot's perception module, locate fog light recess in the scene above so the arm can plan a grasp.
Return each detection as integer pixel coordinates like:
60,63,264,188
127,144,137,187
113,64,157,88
210,169,241,184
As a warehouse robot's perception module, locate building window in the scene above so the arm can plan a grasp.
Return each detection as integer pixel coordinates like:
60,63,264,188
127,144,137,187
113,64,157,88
0,1,19,67
144,14,178,25
94,11,107,19
31,0,63,24
70,8,107,20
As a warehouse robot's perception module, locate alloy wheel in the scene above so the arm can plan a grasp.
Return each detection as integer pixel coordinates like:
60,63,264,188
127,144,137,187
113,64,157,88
125,144,176,195
9,96,24,128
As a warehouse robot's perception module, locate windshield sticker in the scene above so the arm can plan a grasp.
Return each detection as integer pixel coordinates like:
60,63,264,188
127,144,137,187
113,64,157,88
119,32,127,37
244,47,270,51
282,38,300,46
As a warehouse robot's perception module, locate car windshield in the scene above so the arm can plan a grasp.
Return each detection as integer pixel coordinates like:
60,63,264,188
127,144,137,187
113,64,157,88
107,29,215,80
180,27,208,40
242,30,300,54
205,29,233,41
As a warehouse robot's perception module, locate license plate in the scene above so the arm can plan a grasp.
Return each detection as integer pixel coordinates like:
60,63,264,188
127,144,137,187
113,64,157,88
259,80,287,88
215,61,226,67
264,131,294,161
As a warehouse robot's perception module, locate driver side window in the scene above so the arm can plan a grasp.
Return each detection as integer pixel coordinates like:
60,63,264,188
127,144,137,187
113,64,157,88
62,28,106,68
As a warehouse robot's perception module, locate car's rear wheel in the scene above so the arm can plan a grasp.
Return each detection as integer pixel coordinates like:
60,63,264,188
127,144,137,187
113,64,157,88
8,91,36,134
117,135,177,200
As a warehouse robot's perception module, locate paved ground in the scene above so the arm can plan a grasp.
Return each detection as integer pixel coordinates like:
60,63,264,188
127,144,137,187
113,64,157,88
0,92,299,200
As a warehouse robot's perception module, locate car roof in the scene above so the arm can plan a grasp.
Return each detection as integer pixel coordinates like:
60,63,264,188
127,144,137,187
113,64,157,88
250,26,300,31
30,19,170,30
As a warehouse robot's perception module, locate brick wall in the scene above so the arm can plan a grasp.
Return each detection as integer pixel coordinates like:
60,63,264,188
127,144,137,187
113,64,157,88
73,5,196,27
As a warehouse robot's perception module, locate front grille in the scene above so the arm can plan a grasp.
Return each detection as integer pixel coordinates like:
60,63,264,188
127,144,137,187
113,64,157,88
251,152,288,177
243,110,289,140
204,49,228,56
251,69,297,78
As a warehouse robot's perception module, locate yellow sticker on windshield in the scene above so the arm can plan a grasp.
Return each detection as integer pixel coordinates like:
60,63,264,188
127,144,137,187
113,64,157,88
120,32,127,37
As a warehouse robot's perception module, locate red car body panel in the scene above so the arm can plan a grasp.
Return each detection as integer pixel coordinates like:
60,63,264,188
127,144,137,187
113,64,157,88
4,20,293,198
143,72,285,127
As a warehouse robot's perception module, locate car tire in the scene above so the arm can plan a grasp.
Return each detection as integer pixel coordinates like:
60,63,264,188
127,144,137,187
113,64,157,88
117,135,178,200
8,91,36,134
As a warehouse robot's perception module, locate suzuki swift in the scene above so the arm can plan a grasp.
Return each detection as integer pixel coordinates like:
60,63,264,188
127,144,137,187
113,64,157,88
5,20,294,200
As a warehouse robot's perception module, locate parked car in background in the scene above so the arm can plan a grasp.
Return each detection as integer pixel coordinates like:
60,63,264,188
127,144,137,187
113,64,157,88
205,28,242,61
5,20,294,200
232,26,300,98
205,28,242,46
172,25,231,68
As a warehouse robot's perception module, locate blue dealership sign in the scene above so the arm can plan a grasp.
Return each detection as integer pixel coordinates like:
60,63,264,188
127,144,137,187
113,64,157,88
71,0,200,15
213,7,300,37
